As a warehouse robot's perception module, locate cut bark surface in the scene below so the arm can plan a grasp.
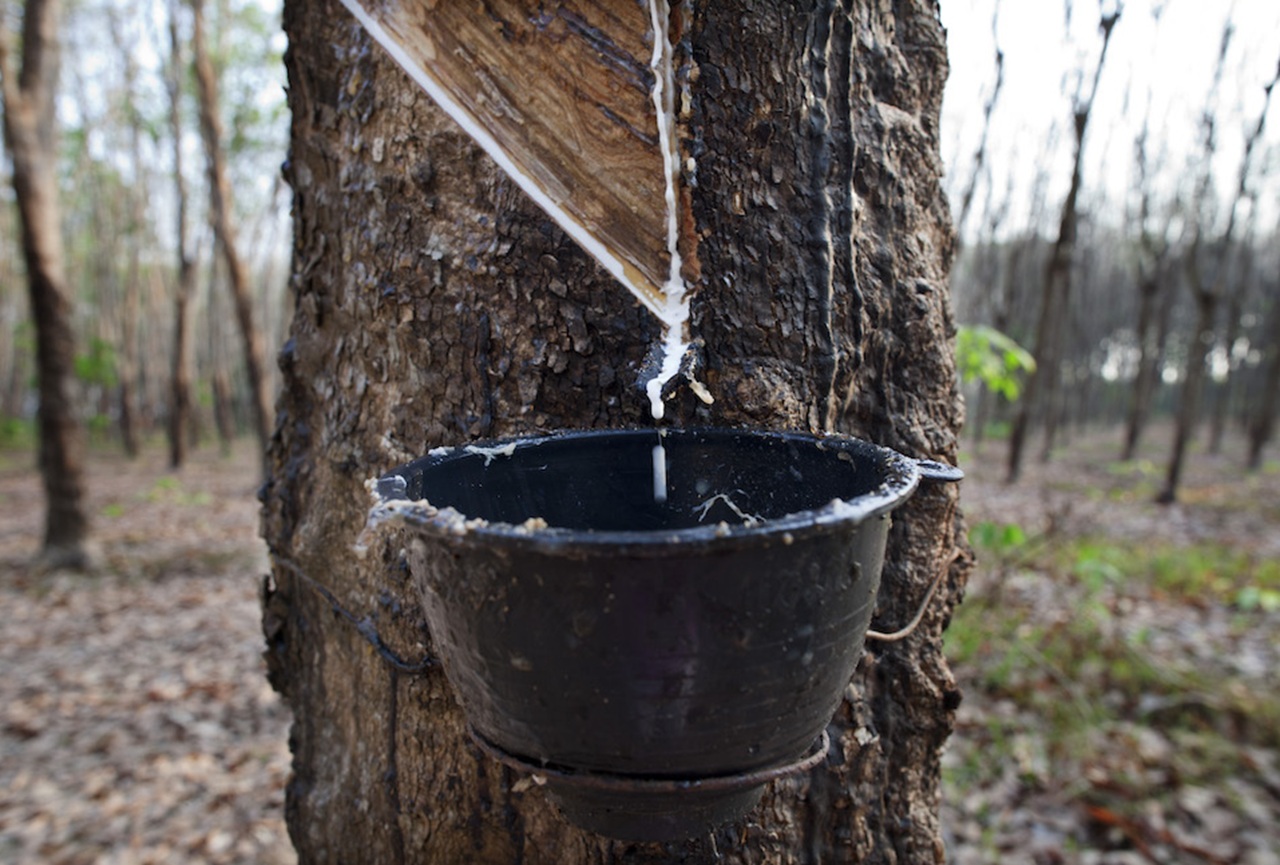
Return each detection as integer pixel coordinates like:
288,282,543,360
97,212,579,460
341,0,675,312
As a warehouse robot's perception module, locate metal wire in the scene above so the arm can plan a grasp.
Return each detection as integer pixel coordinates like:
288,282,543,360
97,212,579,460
865,495,963,644
271,554,436,674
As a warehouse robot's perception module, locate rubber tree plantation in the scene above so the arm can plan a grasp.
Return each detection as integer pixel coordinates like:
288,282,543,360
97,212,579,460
261,1,969,862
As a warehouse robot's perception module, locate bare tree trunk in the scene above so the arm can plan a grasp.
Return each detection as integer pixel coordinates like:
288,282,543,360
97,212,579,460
1247,289,1280,470
262,1,966,862
1159,266,1216,503
1121,104,1175,462
1122,266,1168,460
206,255,237,455
1208,244,1251,454
0,0,93,568
104,8,144,458
1159,49,1277,502
211,368,235,454
1007,9,1120,482
190,0,273,462
167,0,197,469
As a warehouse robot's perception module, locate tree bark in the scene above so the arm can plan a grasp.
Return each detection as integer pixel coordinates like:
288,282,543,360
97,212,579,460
167,0,197,469
0,0,93,568
190,0,273,462
262,1,966,862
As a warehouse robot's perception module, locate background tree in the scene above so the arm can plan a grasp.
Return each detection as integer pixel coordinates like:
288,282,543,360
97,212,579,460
166,0,198,468
1006,4,1120,482
190,0,273,462
1120,96,1178,462
0,0,93,568
1247,282,1280,469
261,0,967,861
1158,46,1278,503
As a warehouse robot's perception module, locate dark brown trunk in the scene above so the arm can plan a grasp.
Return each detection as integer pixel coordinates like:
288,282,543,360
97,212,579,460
262,1,966,862
1121,269,1165,461
1208,274,1247,455
190,0,273,463
1161,50,1276,499
1,0,92,568
1158,274,1216,504
166,0,196,470
1247,291,1280,470
211,367,235,455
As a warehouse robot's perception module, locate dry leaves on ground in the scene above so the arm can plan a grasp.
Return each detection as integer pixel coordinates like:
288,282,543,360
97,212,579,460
942,429,1280,865
0,444,294,865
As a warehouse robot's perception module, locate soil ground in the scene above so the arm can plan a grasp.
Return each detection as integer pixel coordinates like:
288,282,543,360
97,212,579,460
0,427,1276,863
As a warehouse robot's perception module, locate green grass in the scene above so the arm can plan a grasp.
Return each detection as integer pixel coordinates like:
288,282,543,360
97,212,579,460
0,417,37,452
949,520,1280,780
1046,537,1280,606
144,475,213,507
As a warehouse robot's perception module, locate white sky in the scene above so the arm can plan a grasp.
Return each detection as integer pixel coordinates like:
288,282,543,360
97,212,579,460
939,0,1280,240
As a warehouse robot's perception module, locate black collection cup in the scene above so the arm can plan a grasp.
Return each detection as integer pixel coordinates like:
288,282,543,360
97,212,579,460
373,427,960,840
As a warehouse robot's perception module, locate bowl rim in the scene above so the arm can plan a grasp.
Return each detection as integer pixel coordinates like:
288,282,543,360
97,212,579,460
369,427,923,554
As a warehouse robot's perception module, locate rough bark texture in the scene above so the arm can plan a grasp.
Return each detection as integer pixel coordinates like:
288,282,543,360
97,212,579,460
263,1,966,862
0,0,92,567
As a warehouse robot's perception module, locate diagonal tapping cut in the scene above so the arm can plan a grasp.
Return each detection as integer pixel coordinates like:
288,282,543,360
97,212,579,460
338,0,709,417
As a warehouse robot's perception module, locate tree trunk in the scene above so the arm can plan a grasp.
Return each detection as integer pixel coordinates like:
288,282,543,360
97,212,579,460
1208,250,1250,455
190,0,273,462
1121,267,1166,461
262,1,966,862
167,0,197,469
1,0,93,568
106,6,144,459
1158,266,1216,504
1159,48,1275,500
1006,9,1119,483
1247,292,1280,470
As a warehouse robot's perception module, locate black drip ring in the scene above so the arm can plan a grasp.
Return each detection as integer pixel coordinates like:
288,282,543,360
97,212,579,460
469,727,831,795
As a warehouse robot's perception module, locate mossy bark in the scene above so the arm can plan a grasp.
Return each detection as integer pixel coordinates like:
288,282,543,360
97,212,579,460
263,1,967,861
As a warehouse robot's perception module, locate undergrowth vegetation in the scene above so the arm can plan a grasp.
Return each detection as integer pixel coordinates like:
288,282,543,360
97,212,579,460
944,474,1280,861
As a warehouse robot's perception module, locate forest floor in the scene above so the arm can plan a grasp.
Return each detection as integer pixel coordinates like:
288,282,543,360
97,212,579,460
0,428,1277,864
943,428,1280,865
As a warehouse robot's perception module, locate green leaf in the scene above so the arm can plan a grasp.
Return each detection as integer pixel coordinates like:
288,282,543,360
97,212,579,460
955,324,1037,401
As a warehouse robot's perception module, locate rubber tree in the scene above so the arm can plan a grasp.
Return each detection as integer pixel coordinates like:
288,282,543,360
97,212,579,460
1120,98,1178,462
190,0,274,462
0,0,93,569
1006,5,1120,482
1158,48,1277,503
262,1,968,862
166,0,198,469
1247,285,1280,470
